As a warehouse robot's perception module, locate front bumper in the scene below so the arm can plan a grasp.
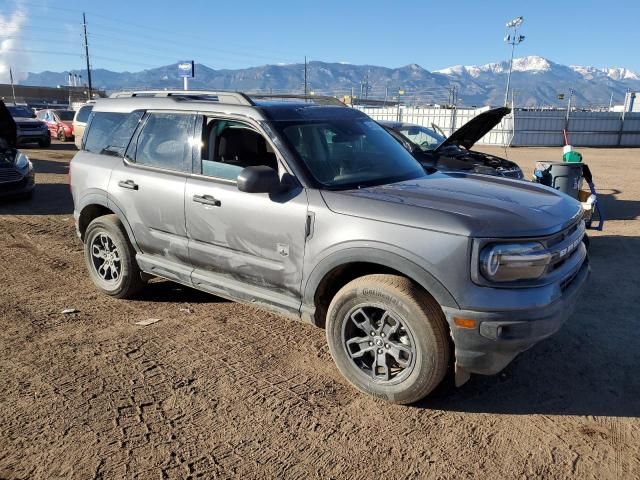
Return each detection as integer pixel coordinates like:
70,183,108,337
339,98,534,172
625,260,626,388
0,171,35,197
442,258,590,380
17,132,49,145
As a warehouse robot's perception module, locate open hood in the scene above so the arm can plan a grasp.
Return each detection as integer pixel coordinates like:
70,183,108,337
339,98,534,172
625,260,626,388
436,107,510,151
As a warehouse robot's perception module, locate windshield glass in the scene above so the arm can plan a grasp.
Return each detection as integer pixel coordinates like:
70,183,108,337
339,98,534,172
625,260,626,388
269,109,425,189
397,124,446,151
55,110,75,121
7,105,34,118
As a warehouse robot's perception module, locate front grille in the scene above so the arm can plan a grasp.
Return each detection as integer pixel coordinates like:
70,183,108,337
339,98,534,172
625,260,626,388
0,169,22,182
544,220,585,274
501,168,523,179
17,122,41,131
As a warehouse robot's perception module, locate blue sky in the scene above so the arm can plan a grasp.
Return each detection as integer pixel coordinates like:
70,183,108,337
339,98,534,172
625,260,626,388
1,0,639,78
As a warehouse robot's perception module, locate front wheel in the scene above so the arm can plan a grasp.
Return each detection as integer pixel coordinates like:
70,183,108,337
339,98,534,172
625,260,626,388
57,128,66,141
38,136,51,148
326,274,450,404
84,215,145,298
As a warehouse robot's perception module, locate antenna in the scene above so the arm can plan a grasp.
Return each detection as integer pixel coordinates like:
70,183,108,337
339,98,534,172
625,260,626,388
83,12,93,100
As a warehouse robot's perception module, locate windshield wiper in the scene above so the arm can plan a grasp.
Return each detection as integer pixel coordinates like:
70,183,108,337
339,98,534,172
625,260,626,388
99,145,123,157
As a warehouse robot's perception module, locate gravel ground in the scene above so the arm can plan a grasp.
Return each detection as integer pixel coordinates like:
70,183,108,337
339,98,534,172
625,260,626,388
0,142,638,479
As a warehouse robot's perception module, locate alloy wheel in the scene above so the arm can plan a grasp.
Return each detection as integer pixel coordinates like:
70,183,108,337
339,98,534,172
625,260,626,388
342,305,416,383
90,232,121,283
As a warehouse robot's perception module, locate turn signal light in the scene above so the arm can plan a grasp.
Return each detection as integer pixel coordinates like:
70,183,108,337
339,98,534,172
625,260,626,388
453,317,477,329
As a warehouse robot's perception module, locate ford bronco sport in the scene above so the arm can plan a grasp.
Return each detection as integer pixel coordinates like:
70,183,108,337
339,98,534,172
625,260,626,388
70,91,589,404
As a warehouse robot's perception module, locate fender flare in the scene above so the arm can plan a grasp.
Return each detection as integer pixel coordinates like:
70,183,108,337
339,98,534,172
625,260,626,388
76,191,141,252
302,246,459,323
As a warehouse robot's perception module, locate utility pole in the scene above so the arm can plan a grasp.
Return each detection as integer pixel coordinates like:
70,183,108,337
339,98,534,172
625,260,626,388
383,86,388,107
83,12,93,100
304,56,308,96
9,67,16,104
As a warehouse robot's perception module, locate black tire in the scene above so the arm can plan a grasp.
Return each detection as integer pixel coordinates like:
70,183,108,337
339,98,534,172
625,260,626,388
38,136,51,148
84,214,145,298
57,128,66,142
326,274,450,404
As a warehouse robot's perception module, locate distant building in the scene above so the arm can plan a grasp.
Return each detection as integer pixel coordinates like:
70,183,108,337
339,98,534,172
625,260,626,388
0,84,106,109
624,91,638,112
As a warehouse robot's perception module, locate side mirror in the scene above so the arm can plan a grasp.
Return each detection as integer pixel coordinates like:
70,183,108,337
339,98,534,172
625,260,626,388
237,166,281,194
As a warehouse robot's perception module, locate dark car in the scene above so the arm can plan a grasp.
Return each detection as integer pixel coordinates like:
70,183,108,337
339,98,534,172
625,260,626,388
37,108,75,141
1,101,35,198
6,104,51,148
0,147,35,198
380,107,523,179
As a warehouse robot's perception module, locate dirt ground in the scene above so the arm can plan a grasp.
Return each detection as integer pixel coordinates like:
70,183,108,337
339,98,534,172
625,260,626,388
0,142,638,480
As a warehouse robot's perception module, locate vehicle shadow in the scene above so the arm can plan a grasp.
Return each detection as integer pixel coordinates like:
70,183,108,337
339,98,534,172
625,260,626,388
31,158,70,175
596,189,640,221
22,142,77,153
421,234,640,418
0,182,73,215
134,279,230,304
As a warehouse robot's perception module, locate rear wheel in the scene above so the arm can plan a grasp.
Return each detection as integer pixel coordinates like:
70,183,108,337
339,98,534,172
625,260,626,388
84,215,145,298
38,136,51,148
57,128,66,141
326,274,450,404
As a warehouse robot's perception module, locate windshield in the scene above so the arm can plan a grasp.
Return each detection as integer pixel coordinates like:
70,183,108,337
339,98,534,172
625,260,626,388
55,110,75,121
7,105,34,118
396,124,446,151
270,112,425,189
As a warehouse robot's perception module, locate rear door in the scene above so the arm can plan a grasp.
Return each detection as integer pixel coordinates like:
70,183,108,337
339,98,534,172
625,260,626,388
108,111,197,282
185,115,308,311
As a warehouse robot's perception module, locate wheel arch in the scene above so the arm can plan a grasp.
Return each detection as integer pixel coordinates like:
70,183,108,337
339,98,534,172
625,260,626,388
77,194,140,252
302,248,458,328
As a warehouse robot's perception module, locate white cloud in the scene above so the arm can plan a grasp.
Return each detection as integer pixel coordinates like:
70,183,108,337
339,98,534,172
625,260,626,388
0,1,29,83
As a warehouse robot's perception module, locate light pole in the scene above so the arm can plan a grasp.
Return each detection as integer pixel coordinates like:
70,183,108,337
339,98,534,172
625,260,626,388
503,16,525,107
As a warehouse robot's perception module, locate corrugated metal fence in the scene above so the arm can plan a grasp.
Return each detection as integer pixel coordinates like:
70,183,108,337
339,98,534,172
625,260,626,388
356,105,640,147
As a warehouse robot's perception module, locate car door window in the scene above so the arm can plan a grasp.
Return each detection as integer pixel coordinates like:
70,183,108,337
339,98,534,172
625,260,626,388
134,112,195,172
200,118,278,180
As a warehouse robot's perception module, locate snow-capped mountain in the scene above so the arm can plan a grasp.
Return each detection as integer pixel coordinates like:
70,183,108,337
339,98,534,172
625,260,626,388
433,55,640,106
23,55,640,108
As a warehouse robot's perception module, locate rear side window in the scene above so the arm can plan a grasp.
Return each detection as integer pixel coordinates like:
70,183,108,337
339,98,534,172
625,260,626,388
75,105,93,123
133,112,195,172
84,111,143,155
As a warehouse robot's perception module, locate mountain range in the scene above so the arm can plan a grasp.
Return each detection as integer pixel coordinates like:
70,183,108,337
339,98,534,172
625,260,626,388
22,55,640,108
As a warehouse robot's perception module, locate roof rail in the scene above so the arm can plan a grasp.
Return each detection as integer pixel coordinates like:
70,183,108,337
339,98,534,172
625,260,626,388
108,90,254,106
249,94,345,106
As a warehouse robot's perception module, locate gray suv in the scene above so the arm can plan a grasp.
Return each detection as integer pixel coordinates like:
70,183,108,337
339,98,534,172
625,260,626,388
70,91,589,404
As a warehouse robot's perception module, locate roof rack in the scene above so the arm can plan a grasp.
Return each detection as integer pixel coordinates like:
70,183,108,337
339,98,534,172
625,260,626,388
249,94,345,106
108,90,254,106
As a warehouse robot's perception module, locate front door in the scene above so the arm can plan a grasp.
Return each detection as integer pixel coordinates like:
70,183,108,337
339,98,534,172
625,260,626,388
185,116,308,312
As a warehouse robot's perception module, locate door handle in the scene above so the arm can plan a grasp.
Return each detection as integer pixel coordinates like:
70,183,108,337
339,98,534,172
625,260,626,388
118,179,139,190
193,194,221,207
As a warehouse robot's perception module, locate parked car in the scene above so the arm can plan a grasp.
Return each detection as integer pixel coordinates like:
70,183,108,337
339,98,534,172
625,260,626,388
6,104,50,148
37,108,75,142
70,91,588,404
73,102,94,149
0,100,35,198
379,107,524,179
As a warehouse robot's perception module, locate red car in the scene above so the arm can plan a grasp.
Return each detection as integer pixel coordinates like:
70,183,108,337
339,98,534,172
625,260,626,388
36,109,75,141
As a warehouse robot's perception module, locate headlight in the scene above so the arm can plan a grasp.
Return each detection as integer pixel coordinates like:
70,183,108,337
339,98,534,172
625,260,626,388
15,151,31,171
480,242,551,282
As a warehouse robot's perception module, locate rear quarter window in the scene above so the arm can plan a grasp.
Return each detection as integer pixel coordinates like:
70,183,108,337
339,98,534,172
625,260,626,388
75,105,93,123
84,111,143,155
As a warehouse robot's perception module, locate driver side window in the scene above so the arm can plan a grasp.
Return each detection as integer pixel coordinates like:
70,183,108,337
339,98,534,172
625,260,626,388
200,118,278,181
